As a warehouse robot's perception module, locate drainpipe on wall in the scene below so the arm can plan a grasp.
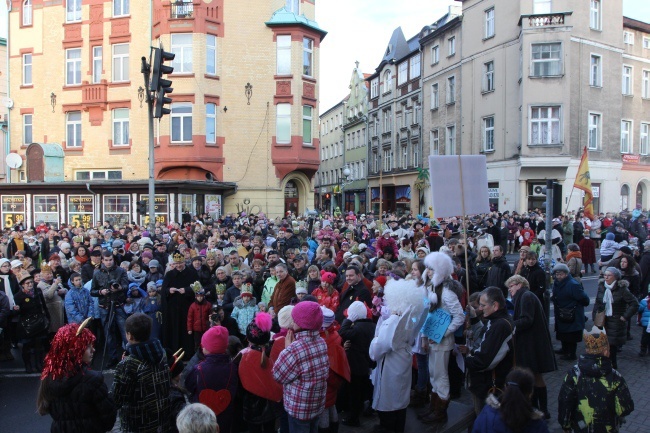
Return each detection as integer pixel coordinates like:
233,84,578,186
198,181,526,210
5,1,12,183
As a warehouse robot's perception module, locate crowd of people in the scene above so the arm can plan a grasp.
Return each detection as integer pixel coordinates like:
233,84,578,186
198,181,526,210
0,206,643,432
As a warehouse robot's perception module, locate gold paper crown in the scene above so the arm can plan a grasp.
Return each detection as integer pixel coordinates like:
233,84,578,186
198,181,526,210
223,247,236,256
240,283,253,296
215,283,227,295
295,280,308,291
40,262,52,273
190,281,203,294
583,328,609,355
206,251,217,260
172,251,185,263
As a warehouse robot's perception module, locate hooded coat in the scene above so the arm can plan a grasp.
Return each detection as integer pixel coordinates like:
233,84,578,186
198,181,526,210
558,354,634,433
593,279,639,347
552,275,590,336
42,367,117,433
472,394,548,433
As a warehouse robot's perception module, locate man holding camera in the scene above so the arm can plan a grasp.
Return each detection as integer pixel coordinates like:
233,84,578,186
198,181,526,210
91,250,129,368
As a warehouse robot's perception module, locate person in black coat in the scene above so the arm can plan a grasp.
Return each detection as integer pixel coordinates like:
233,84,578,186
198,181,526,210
37,322,116,433
506,275,556,419
485,246,512,297
519,251,549,319
338,301,376,426
335,266,372,324
80,251,102,285
161,254,199,359
551,264,590,361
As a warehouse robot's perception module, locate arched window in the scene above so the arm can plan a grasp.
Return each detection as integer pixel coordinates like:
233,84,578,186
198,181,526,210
621,184,630,211
23,0,33,26
636,182,646,210
383,70,392,93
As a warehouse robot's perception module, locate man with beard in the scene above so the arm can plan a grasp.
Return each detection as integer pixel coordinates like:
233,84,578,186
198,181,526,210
161,251,199,359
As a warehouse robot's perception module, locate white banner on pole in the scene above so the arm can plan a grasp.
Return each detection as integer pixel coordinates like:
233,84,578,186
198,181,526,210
428,155,490,218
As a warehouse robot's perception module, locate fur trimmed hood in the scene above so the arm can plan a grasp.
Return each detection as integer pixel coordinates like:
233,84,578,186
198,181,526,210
423,252,454,288
383,278,426,315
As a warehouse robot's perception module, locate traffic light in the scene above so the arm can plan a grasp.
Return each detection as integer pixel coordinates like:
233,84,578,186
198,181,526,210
137,200,147,215
150,47,175,118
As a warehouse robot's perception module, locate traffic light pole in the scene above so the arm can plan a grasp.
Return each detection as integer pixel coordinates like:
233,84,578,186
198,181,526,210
141,55,156,231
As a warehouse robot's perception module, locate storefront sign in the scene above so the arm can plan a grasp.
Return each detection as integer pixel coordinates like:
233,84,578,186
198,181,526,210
68,195,94,228
622,154,640,163
488,188,499,199
205,195,222,218
1,195,25,228
139,194,169,225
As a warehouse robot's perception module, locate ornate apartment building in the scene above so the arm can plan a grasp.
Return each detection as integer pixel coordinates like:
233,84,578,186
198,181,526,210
421,0,650,214
3,0,325,228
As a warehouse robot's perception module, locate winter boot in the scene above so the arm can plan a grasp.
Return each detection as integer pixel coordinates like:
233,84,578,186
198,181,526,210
535,387,550,419
417,392,438,419
409,389,428,407
421,397,450,424
22,349,34,374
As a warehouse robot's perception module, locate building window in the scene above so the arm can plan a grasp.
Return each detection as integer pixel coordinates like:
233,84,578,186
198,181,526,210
485,8,495,39
644,37,650,49
431,83,439,109
371,78,379,98
590,54,602,87
533,0,551,14
590,0,601,30
446,125,456,155
383,109,391,132
170,103,192,143
414,101,421,124
103,195,131,227
302,106,313,145
113,0,129,17
171,34,193,73
588,113,601,150
622,65,633,95
206,103,216,144
286,0,299,14
66,48,82,86
22,54,32,86
22,0,32,26
383,149,392,172
641,123,649,155
531,43,561,76
431,45,439,64
402,146,408,169
430,129,439,155
447,76,455,104
303,37,313,77
92,46,103,84
483,61,494,92
410,54,421,79
398,61,408,85
112,108,129,146
530,106,561,145
383,70,392,93
23,114,33,145
624,31,634,45
448,36,456,56
483,116,494,152
642,70,650,98
373,151,379,173
112,43,129,82
276,104,291,144
33,195,59,229
66,0,81,23
206,34,217,75
621,120,632,153
66,111,82,148
276,35,291,75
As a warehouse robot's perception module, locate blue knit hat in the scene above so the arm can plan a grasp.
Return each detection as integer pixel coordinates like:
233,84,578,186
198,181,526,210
605,232,615,241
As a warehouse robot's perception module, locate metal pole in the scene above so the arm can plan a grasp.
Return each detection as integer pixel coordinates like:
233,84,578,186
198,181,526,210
543,179,554,321
141,55,156,231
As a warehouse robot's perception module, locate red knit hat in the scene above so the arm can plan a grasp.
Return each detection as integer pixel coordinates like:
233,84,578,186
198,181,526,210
374,276,388,288
320,270,336,285
201,326,229,354
291,301,323,331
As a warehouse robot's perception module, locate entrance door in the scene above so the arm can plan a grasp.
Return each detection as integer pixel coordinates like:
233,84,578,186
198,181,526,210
284,181,299,215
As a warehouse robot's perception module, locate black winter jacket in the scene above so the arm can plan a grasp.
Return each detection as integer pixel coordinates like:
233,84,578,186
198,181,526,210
338,318,376,376
485,256,512,296
90,263,129,309
43,368,117,433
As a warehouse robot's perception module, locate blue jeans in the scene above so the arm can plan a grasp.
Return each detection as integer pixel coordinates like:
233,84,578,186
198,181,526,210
287,415,319,433
99,305,127,362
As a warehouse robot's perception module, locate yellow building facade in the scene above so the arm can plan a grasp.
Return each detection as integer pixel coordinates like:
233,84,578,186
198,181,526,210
6,0,324,224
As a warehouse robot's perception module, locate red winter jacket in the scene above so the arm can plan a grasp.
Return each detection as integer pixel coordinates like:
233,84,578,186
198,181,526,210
187,301,211,333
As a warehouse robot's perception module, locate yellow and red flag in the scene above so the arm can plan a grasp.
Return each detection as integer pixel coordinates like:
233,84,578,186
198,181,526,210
574,146,594,219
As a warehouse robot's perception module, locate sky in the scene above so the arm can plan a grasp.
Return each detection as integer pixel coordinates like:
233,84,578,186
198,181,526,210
0,1,649,106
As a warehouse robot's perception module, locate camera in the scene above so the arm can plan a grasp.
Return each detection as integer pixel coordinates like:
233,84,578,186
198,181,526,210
118,248,125,254
110,281,120,291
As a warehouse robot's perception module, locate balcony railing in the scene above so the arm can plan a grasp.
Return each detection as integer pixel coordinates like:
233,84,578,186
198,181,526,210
519,11,572,29
81,81,108,106
171,1,193,19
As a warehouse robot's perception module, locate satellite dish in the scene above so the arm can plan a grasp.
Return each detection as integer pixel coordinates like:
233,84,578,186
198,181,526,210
6,153,23,169
4,98,14,109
